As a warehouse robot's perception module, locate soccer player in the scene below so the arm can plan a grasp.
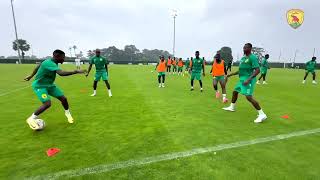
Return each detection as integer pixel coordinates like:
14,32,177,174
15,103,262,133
75,57,81,70
86,49,112,97
177,58,184,75
302,57,317,84
155,55,167,88
190,51,205,92
223,43,267,123
24,50,86,128
184,58,190,76
167,56,172,74
210,53,228,103
172,57,177,74
257,54,270,85
227,60,232,72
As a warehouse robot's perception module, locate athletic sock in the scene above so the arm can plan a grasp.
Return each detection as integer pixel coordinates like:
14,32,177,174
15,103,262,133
223,94,227,98
108,89,112,96
230,103,236,109
258,109,265,115
30,113,38,119
93,90,97,94
65,109,71,115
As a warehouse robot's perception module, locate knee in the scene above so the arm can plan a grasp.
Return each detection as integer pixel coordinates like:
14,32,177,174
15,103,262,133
44,101,52,108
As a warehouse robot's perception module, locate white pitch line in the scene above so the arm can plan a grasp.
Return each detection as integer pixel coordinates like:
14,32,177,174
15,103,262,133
0,85,30,97
28,128,320,180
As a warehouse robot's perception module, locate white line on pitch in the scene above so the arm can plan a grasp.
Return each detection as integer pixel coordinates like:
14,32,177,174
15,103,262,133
0,85,30,97
28,128,320,180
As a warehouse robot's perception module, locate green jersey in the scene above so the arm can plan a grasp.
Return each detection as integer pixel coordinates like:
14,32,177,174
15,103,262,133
306,60,316,70
191,57,204,73
260,58,269,70
32,58,60,88
90,56,108,71
185,60,190,68
238,54,260,79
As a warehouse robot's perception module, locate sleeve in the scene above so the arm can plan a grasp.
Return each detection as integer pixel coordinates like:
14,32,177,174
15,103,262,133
46,62,61,72
251,55,260,69
189,60,193,68
90,57,94,64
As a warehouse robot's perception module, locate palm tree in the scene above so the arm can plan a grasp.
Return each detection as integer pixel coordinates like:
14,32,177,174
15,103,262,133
12,39,30,60
73,45,77,57
69,47,72,57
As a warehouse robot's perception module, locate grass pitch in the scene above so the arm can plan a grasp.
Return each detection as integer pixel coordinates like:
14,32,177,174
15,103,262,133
0,64,320,179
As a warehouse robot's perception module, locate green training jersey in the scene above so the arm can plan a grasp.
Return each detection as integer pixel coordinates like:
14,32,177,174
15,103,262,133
90,55,108,71
32,58,61,88
191,57,204,73
260,58,269,70
306,60,316,70
238,54,260,79
185,60,190,68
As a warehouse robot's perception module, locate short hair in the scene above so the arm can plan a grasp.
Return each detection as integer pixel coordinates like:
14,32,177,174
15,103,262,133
312,56,317,60
245,43,253,48
53,49,65,55
265,54,269,57
195,51,200,54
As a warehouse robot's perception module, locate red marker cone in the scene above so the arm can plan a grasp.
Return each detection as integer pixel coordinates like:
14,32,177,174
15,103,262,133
46,148,60,157
281,115,289,119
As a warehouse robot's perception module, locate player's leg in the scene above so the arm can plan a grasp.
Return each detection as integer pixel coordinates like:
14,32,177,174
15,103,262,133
257,74,263,84
245,95,267,123
158,74,161,87
219,79,228,103
199,80,203,92
312,72,317,84
101,71,112,97
162,74,166,87
91,81,98,96
262,74,268,84
223,81,242,111
213,78,219,98
303,72,309,83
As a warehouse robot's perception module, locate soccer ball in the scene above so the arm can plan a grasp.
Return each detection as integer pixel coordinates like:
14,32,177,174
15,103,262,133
29,119,46,131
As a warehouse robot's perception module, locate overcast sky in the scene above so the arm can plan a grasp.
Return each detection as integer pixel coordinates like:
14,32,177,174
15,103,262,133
1,0,319,62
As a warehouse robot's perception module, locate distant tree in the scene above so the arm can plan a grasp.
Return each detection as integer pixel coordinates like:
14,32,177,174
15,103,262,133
220,47,233,64
72,45,77,57
252,47,265,61
12,39,31,60
87,50,94,58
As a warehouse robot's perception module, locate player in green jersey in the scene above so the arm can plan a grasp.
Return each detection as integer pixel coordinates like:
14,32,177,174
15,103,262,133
223,43,267,123
190,51,205,92
24,50,86,128
302,57,317,84
257,54,270,85
86,49,112,97
184,58,190,76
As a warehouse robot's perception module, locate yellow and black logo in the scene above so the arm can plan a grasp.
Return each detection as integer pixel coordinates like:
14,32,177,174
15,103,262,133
41,94,48,99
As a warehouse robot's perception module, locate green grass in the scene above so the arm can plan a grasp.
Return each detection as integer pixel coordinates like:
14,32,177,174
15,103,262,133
0,64,320,180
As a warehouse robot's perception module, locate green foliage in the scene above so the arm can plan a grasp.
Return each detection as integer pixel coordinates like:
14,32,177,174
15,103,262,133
252,47,265,61
12,39,31,55
87,45,172,62
220,47,233,64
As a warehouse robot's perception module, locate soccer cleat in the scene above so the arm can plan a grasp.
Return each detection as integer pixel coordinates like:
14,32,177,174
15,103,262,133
222,106,235,112
200,88,203,92
90,93,96,97
26,117,39,130
162,84,165,88
256,81,260,85
65,112,74,124
159,84,162,88
312,81,317,84
302,80,306,84
254,114,267,123
215,91,220,98
190,87,194,91
263,81,268,85
223,98,228,104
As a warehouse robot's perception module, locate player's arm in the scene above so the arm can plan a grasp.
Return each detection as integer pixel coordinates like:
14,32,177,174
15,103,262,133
202,61,205,76
105,63,109,73
224,65,228,75
57,69,86,76
24,63,41,81
243,68,260,85
86,64,93,77
227,71,239,78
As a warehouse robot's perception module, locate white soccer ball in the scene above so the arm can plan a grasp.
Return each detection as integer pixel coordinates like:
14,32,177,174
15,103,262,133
33,119,46,131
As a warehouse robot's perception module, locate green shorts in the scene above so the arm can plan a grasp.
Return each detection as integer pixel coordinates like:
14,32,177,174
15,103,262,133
213,75,225,82
178,67,183,71
234,78,256,96
260,68,268,75
95,71,108,81
306,69,315,73
191,72,202,80
32,86,64,103
158,72,166,76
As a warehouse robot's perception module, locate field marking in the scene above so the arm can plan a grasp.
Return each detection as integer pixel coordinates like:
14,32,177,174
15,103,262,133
27,128,320,180
0,85,30,97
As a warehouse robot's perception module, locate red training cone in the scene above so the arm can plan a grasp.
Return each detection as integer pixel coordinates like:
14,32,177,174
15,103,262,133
281,115,289,119
46,148,60,157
